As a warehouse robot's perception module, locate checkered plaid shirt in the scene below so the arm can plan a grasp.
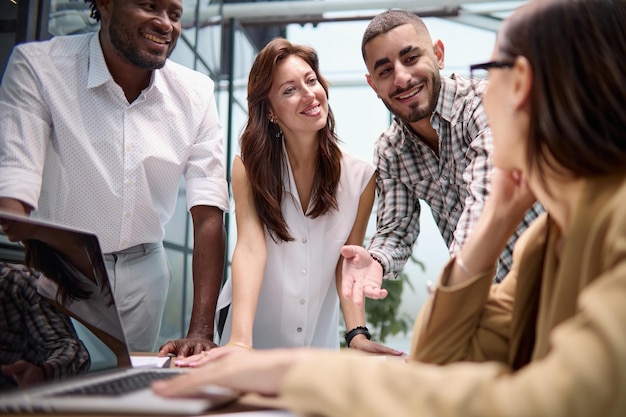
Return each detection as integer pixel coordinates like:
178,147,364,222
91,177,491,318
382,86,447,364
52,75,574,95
0,263,90,390
367,74,543,283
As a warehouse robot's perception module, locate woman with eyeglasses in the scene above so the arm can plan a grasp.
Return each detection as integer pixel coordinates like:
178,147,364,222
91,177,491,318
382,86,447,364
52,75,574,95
154,1,626,415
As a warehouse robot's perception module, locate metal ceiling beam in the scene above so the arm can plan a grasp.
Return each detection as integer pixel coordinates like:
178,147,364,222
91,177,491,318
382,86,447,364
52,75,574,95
197,0,522,22
48,1,524,32
446,13,504,32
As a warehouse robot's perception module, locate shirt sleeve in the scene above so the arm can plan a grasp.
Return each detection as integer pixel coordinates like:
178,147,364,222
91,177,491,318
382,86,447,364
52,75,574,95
448,101,493,256
30,302,91,381
1,264,90,382
411,216,547,365
0,45,49,208
410,256,510,365
281,260,626,417
367,129,421,280
183,81,229,213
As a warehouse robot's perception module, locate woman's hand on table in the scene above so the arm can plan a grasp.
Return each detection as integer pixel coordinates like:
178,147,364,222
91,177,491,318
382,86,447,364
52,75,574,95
153,348,312,397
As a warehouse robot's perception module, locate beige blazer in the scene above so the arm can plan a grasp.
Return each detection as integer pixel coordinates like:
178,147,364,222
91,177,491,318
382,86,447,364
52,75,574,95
280,174,626,417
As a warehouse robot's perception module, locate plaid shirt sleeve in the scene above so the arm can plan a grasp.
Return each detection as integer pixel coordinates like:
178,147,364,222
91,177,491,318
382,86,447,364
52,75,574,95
32,299,91,381
445,77,543,282
1,263,90,383
448,100,493,256
368,124,422,280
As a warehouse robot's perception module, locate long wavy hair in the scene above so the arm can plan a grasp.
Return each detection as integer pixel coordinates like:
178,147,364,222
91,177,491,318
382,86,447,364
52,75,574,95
241,37,342,242
498,0,626,182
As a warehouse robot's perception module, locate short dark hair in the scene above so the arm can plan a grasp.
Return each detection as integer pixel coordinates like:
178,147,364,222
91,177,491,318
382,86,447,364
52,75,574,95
361,10,430,62
499,0,626,179
84,0,100,22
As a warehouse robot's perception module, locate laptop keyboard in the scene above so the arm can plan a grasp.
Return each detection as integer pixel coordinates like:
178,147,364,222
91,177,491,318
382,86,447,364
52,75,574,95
55,370,183,396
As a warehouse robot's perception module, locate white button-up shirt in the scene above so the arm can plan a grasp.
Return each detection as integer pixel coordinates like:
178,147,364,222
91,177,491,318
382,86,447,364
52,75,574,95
0,33,228,253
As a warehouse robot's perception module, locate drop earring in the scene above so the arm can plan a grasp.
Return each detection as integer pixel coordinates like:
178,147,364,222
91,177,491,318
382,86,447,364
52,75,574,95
269,115,282,138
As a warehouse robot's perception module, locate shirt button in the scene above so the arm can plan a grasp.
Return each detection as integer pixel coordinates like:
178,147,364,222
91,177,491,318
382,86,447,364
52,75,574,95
300,269,307,276
124,211,132,218
296,327,302,333
301,237,308,244
126,144,134,151
299,299,305,305
125,179,133,186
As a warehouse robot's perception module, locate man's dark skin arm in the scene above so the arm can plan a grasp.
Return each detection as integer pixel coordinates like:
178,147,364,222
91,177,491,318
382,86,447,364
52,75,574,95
0,197,31,216
159,205,226,357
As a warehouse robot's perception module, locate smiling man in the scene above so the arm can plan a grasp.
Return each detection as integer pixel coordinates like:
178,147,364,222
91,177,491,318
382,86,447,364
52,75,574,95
340,10,543,316
0,0,228,356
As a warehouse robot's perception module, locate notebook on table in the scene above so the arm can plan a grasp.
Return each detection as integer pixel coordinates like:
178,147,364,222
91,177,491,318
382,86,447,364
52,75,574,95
0,210,239,415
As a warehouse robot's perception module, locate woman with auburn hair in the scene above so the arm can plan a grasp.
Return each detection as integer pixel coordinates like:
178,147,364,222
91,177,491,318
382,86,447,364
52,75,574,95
188,38,400,360
155,1,626,416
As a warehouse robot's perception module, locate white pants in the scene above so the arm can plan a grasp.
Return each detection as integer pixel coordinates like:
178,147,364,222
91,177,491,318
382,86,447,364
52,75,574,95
104,243,171,352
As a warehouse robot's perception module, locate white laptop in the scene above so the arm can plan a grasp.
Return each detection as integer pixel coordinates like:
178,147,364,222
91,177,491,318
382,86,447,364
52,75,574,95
0,210,240,414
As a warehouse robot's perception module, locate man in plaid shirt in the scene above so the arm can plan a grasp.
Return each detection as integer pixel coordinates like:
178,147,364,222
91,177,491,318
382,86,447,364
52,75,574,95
341,10,542,309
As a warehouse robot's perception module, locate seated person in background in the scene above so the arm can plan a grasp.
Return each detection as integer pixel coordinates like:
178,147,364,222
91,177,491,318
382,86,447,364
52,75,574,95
201,38,400,358
0,262,90,390
152,1,626,416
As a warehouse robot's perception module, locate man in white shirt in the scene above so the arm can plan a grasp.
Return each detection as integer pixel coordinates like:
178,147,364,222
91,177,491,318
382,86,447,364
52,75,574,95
0,0,228,355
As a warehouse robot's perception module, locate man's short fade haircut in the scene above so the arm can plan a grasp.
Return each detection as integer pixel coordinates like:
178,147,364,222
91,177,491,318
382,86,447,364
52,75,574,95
84,0,100,22
361,9,430,61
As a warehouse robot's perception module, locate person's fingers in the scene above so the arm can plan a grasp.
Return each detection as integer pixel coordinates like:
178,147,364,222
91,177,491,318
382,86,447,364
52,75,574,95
351,281,364,307
158,342,175,356
363,286,388,299
362,283,376,298
175,347,234,367
341,271,355,299
174,352,205,367
340,245,357,259
363,287,387,300
186,353,212,368
4,360,29,374
177,343,191,358
192,342,204,356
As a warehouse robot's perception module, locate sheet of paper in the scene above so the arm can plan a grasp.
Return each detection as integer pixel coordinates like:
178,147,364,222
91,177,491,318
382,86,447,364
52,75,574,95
130,355,171,368
204,411,297,417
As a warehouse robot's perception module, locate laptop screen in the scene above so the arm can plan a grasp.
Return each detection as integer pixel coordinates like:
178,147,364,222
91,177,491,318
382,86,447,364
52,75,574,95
0,211,132,387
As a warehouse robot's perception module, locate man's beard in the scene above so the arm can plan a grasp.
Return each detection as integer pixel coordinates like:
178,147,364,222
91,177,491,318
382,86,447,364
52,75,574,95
382,74,441,125
108,21,174,70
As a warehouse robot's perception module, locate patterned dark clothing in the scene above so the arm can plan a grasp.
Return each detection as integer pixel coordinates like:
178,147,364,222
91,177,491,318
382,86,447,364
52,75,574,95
0,262,90,390
368,74,543,283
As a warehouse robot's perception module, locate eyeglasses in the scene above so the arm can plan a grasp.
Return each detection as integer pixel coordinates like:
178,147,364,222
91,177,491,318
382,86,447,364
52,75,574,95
469,60,514,93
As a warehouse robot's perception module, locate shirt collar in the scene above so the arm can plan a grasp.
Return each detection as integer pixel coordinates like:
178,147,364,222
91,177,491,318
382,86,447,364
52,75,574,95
432,74,458,125
87,31,163,95
87,32,112,89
